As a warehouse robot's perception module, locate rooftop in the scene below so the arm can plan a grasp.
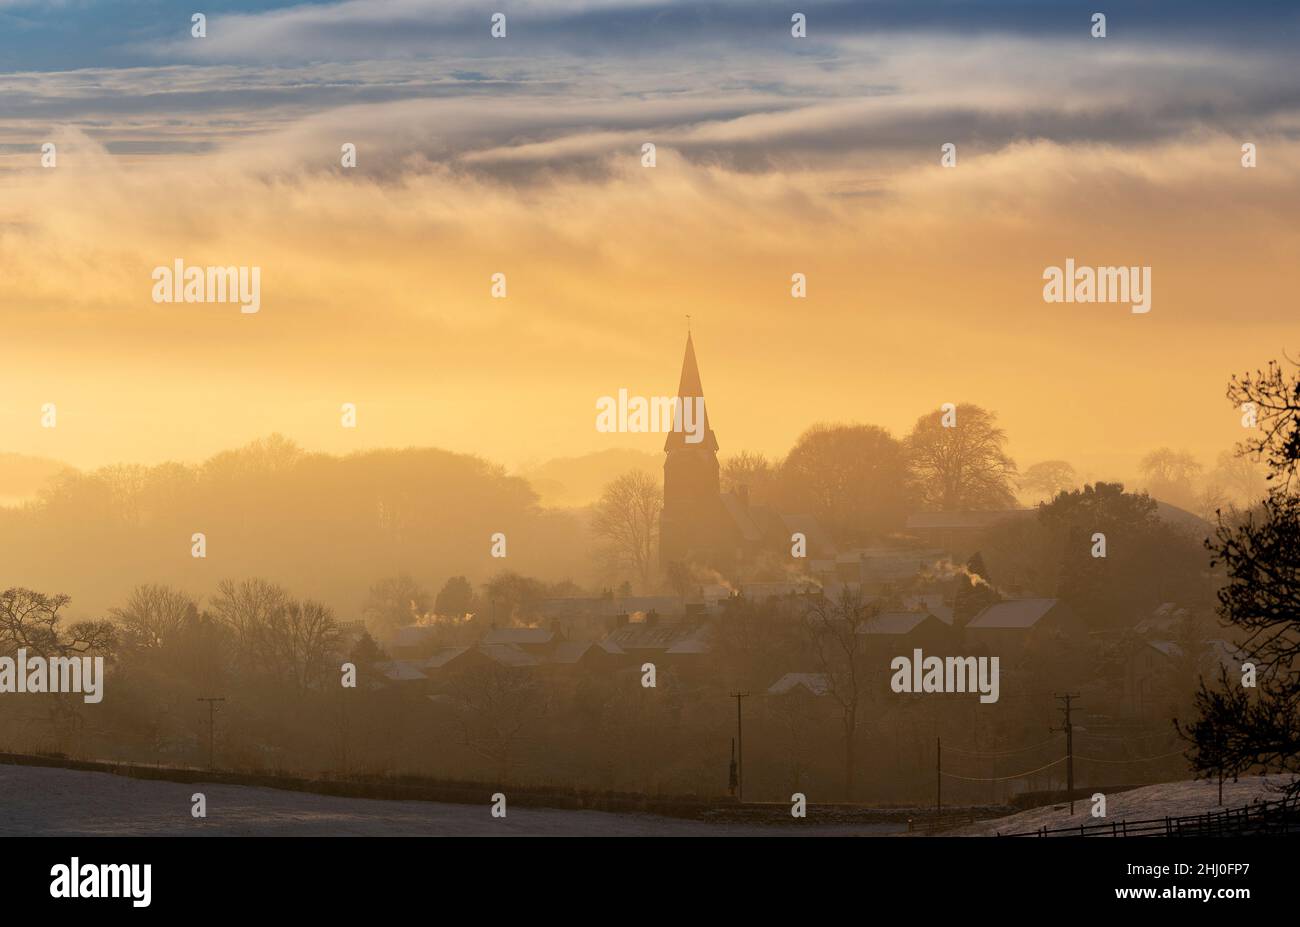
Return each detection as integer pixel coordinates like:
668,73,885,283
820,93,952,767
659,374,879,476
906,510,1032,530
768,673,831,697
606,621,711,652
857,611,935,635
481,627,554,646
966,598,1059,630
373,660,428,681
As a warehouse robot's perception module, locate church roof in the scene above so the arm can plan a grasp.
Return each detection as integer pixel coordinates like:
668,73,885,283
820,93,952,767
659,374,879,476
664,332,718,452
776,512,836,557
720,492,764,541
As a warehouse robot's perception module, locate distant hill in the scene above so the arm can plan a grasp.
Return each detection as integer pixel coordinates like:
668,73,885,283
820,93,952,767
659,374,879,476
519,448,661,507
0,453,73,507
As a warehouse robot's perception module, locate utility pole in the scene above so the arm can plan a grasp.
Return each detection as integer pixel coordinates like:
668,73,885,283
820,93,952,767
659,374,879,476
1051,694,1079,813
730,692,749,802
340,688,350,774
936,736,942,814
197,697,226,770
728,737,738,797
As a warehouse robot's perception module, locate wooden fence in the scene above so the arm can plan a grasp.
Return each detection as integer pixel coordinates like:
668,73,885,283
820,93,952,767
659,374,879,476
998,796,1297,837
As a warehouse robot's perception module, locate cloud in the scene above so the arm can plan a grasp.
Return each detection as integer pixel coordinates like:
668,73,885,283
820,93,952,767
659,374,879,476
5,16,1298,170
2,0,1298,473
146,0,1300,65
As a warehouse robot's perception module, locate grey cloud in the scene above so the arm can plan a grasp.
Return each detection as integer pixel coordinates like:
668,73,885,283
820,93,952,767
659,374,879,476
4,10,1299,173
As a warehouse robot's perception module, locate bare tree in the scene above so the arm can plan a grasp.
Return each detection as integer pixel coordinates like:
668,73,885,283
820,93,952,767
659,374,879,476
1138,447,1203,508
1018,460,1077,503
0,588,116,747
209,579,339,692
1140,448,1203,485
1211,450,1268,507
0,588,111,658
110,584,199,649
721,450,776,499
767,692,825,795
361,573,430,638
445,663,547,778
907,404,1017,511
0,588,69,657
264,599,341,692
209,578,290,678
591,471,662,590
801,587,874,800
1196,481,1232,524
1227,359,1300,490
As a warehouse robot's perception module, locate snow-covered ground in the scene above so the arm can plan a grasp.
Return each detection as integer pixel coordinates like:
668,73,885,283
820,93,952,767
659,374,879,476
0,764,903,836
949,775,1292,836
9,762,1285,837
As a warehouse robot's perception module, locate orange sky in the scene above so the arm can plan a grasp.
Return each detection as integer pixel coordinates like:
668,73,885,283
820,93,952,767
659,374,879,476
1,8,1297,482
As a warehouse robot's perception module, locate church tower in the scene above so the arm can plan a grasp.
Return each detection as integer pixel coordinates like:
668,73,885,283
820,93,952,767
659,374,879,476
659,331,725,569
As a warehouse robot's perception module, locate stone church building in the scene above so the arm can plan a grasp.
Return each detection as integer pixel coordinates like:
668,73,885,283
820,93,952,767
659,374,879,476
659,332,834,573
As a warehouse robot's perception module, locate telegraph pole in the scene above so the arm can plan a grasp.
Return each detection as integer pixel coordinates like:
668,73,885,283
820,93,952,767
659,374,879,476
340,687,350,774
197,697,226,770
1051,694,1079,813
730,692,750,802
936,736,942,814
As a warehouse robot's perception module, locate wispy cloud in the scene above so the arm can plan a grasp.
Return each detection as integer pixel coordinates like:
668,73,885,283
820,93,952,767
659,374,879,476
2,0,1298,472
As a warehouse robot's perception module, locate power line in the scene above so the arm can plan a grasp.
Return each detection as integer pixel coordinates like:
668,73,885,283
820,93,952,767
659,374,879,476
943,735,1065,758
1075,729,1179,742
940,756,1067,782
1075,749,1187,764
932,717,1185,791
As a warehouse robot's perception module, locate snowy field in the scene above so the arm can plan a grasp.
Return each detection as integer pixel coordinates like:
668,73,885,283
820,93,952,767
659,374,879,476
0,764,903,837
950,776,1291,836
7,762,1285,837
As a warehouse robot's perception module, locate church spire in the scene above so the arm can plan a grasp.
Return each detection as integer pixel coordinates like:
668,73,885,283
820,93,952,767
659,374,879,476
665,330,718,452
